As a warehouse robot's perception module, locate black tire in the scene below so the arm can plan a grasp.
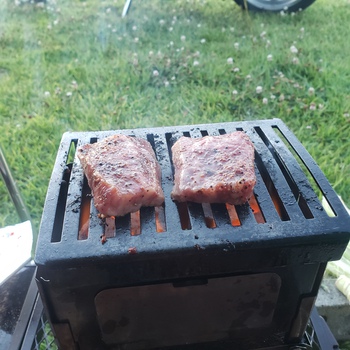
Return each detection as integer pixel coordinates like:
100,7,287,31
233,0,317,12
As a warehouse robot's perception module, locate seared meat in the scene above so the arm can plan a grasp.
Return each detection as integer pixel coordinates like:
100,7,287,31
171,132,256,205
77,135,164,217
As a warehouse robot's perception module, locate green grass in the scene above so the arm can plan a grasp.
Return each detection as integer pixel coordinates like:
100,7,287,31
0,0,349,234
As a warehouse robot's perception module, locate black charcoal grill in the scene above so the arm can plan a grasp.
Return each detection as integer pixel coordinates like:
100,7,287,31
34,118,350,350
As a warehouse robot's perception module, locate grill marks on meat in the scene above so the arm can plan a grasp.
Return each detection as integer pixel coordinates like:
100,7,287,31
77,135,165,217
171,132,256,205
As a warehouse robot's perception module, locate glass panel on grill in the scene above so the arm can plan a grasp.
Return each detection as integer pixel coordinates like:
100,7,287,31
272,126,336,218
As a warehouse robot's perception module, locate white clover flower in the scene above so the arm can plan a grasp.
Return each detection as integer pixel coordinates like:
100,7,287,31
227,57,234,65
270,94,276,100
280,10,286,16
233,67,240,73
193,60,200,66
343,112,350,118
222,27,226,32
44,91,50,97
263,98,268,104
306,125,312,129
171,76,176,81
279,94,285,102
230,27,234,32
53,19,59,26
318,104,324,109
234,42,239,49
164,81,170,87
292,57,299,65
106,8,111,13
197,23,202,28
66,91,72,97
200,38,206,44
134,37,139,43
149,51,154,56
159,19,165,25
308,87,315,95
232,90,238,96
71,80,78,89
260,31,266,38
246,74,252,80
266,40,271,48
181,35,186,42
153,70,159,77
47,24,52,30
309,103,316,111
169,27,173,32
290,45,298,54
132,25,137,31
256,86,263,94
169,41,174,46
267,54,273,61
194,51,200,57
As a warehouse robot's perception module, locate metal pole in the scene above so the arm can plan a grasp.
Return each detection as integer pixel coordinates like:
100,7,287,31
0,146,31,223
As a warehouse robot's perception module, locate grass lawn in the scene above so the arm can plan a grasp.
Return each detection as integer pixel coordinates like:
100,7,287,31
0,0,349,347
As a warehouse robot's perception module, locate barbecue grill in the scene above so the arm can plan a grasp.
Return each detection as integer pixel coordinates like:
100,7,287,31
34,118,350,350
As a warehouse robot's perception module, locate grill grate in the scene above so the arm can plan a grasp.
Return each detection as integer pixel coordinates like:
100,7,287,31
35,119,350,267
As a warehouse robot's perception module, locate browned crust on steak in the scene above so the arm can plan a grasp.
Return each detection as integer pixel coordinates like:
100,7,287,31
77,134,164,217
171,132,256,205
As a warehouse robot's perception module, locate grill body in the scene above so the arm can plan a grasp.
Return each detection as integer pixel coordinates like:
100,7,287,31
35,119,350,350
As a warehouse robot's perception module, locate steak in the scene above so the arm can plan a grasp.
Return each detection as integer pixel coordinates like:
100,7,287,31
77,135,165,217
171,132,256,205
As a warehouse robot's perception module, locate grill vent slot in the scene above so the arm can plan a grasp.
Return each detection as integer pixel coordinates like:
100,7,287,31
51,140,77,242
272,126,336,218
255,127,314,220
254,152,290,221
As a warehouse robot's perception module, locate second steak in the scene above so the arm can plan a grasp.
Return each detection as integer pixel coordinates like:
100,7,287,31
171,132,256,205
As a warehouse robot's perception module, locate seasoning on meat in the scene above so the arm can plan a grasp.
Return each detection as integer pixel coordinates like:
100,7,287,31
77,134,165,217
171,132,256,205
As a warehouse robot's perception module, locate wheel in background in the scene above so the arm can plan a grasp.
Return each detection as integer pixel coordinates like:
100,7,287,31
233,0,317,12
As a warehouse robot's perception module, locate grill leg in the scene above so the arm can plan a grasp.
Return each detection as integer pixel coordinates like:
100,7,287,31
310,307,339,350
